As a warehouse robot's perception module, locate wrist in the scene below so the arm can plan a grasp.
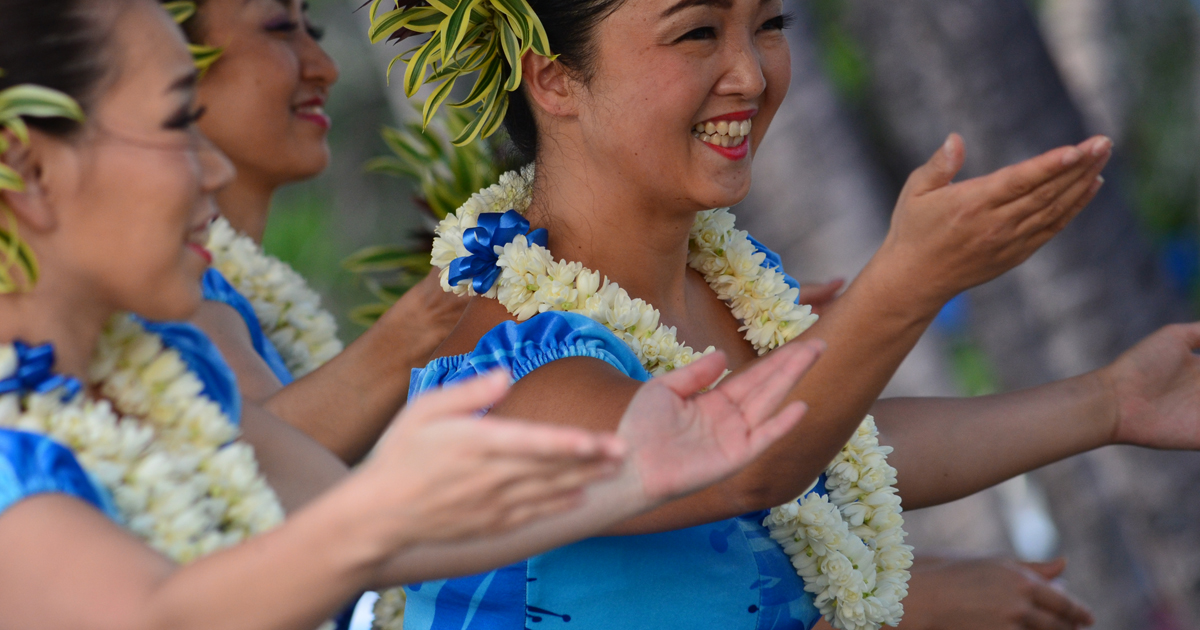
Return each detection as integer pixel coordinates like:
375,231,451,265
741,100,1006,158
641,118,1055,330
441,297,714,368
307,470,417,586
851,251,947,323
1089,366,1123,446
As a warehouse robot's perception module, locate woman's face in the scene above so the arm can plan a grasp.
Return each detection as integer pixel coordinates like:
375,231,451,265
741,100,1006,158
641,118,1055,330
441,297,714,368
26,0,233,321
194,0,339,187
572,0,790,211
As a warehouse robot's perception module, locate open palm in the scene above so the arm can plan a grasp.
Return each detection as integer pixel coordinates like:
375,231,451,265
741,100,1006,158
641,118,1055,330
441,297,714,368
617,341,823,502
1108,323,1200,450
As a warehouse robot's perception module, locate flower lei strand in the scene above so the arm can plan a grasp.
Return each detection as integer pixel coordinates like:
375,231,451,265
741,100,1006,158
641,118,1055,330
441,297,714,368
428,167,914,630
206,217,343,378
0,315,286,560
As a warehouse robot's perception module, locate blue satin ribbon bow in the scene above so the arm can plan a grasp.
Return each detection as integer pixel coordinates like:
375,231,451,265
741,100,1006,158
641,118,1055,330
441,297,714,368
448,210,549,294
0,342,83,401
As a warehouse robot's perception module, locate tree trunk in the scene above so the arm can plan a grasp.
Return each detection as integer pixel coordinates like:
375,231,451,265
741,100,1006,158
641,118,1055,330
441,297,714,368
840,0,1199,626
734,3,1015,560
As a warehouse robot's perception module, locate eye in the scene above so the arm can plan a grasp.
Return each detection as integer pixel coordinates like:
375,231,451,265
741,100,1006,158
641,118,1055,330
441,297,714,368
677,26,717,42
306,21,326,41
760,13,794,32
165,105,207,130
264,18,301,34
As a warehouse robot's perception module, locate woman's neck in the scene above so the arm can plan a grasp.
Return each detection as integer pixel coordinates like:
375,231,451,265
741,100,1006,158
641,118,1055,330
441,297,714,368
215,173,278,244
0,279,113,380
526,151,699,320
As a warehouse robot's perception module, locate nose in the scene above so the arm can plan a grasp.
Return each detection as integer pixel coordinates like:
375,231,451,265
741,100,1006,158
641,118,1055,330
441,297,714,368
714,32,767,101
197,134,236,194
299,31,340,89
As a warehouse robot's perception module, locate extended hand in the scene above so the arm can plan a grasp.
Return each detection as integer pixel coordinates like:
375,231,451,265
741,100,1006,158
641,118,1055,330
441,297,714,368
618,340,823,502
891,556,1093,630
1104,323,1200,450
362,372,627,546
878,133,1111,309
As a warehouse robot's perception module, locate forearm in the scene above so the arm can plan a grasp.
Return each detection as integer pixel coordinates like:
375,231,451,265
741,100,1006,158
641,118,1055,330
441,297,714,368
141,485,385,630
731,255,941,507
875,371,1115,509
266,316,428,465
372,464,650,586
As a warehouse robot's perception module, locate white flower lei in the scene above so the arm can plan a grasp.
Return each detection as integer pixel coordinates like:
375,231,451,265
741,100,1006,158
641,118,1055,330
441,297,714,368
427,167,914,630
0,316,335,629
207,217,343,378
0,315,285,560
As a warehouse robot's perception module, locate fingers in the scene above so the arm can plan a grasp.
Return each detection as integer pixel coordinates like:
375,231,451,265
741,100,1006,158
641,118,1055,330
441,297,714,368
652,351,729,398
901,133,966,198
1023,558,1067,581
976,136,1110,207
745,401,807,456
402,370,512,425
718,341,824,425
798,279,845,309
1008,151,1109,234
492,459,619,506
473,417,627,460
1030,581,1095,628
493,489,586,533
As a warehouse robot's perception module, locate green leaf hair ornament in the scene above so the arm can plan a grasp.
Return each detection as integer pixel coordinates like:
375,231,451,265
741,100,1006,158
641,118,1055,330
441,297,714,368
163,1,225,76
367,0,556,146
0,80,85,293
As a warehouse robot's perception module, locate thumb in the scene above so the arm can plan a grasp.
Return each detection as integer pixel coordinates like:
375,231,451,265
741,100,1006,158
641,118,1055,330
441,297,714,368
1022,557,1067,581
903,133,966,197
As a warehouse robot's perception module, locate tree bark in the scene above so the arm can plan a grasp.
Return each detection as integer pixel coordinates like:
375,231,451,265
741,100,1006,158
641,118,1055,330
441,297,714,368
840,0,1199,626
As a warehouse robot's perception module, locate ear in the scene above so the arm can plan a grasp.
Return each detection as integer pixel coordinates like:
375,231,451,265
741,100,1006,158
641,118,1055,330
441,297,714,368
520,52,579,120
0,129,59,234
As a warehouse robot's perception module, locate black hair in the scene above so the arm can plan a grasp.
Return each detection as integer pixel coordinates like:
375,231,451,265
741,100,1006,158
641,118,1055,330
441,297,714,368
0,0,116,136
504,0,626,159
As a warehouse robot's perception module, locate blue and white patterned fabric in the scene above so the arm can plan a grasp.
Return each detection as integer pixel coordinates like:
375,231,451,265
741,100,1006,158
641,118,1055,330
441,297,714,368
0,324,242,523
202,268,294,385
404,238,823,630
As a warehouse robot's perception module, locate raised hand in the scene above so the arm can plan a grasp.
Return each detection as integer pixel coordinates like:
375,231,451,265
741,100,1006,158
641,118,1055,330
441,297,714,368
879,133,1111,309
618,340,823,502
873,557,1094,630
360,371,627,547
1102,323,1200,451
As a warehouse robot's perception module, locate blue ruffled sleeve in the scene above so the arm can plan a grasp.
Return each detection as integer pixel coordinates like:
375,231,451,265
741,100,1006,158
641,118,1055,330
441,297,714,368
0,429,117,521
411,311,652,399
202,269,295,386
136,317,242,426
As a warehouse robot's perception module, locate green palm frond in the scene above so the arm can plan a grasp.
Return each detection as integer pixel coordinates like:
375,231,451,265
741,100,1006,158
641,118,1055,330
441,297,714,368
0,82,85,292
368,0,555,146
165,1,225,75
344,105,506,324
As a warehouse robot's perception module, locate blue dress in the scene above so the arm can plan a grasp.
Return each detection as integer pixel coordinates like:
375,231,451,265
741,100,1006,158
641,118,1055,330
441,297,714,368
0,320,242,523
403,238,823,630
202,269,295,385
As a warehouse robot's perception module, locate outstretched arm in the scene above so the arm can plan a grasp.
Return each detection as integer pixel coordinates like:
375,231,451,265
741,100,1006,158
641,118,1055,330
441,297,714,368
877,322,1200,509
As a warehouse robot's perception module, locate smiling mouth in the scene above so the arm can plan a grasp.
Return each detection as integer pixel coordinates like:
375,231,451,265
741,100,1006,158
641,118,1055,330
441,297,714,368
692,118,752,148
294,100,331,129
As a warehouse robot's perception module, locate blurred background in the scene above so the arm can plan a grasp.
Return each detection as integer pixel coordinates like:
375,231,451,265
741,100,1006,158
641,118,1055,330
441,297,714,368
279,0,1200,627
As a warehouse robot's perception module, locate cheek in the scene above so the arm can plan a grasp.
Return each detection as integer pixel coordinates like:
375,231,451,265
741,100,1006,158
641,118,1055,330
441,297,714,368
197,43,302,155
76,150,205,316
753,45,791,143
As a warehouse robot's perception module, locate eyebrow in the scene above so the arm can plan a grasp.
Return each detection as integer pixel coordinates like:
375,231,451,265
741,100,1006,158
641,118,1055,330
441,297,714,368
661,0,733,18
661,0,774,18
167,70,199,94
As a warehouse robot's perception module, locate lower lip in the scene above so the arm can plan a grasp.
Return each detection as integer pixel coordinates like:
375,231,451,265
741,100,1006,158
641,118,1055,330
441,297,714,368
187,243,213,264
296,111,332,130
700,138,751,161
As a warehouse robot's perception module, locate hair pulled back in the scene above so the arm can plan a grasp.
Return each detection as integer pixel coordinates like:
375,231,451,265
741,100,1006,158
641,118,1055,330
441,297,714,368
0,0,117,136
504,0,625,159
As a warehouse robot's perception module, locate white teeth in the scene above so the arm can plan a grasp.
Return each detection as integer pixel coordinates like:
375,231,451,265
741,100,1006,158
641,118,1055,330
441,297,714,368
691,117,753,147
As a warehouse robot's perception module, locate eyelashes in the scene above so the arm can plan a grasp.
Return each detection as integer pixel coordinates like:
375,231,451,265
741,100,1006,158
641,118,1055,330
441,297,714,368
675,12,795,43
264,19,326,41
165,105,207,130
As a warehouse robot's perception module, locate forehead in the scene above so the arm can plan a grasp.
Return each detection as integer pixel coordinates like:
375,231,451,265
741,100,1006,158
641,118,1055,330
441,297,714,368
94,2,194,115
